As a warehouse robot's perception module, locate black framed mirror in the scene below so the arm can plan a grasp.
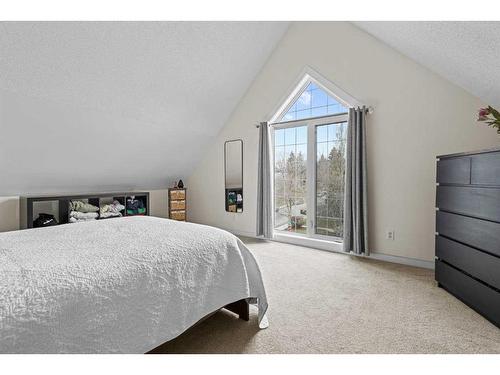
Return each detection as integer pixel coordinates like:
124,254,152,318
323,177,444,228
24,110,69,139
224,139,243,212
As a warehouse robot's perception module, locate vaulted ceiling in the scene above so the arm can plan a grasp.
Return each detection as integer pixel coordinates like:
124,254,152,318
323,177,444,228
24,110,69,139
353,21,500,108
1,21,498,196
0,22,289,195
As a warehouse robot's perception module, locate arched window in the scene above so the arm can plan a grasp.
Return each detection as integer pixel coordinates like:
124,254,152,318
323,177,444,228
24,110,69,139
271,70,356,244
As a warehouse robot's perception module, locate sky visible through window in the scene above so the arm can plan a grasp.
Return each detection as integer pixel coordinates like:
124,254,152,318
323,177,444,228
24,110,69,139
280,82,347,122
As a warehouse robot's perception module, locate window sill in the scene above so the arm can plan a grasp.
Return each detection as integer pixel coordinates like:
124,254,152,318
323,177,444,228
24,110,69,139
273,232,343,253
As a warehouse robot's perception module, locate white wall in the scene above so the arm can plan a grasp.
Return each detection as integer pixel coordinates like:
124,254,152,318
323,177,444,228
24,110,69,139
0,196,20,232
187,22,499,262
0,189,169,232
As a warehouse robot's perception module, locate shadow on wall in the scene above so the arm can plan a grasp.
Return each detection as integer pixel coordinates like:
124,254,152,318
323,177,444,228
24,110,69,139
0,197,20,232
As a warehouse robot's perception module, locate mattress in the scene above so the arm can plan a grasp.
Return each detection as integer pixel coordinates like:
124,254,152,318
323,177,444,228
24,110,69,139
0,216,268,353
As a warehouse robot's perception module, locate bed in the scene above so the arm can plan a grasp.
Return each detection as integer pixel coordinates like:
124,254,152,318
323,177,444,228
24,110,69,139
0,216,268,353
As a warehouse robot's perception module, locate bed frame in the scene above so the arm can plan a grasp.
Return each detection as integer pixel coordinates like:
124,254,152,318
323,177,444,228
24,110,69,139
223,298,250,321
147,299,249,353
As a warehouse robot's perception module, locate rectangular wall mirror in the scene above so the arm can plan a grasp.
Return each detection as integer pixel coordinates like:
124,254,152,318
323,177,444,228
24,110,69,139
224,139,243,212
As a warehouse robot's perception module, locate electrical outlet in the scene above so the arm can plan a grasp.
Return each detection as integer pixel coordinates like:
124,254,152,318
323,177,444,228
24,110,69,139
386,230,395,240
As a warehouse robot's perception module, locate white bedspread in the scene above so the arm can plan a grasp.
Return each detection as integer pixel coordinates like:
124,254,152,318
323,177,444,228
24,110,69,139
0,216,268,353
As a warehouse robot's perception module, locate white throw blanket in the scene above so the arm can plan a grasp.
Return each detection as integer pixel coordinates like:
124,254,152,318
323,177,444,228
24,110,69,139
0,216,268,353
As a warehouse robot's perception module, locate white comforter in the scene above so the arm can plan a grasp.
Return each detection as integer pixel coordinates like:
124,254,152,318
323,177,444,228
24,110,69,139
0,216,268,353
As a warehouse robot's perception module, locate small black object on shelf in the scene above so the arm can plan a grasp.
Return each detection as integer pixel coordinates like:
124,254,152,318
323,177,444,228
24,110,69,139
33,213,58,228
178,179,184,188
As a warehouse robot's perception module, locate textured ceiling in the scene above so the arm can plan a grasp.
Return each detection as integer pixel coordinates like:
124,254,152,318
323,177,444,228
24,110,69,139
0,22,289,195
353,21,500,107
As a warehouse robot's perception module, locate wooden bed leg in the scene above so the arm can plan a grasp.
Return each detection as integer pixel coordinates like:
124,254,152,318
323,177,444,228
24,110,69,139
224,299,250,321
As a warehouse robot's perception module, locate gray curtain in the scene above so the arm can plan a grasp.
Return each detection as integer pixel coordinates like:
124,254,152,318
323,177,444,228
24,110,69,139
343,107,369,255
256,122,273,239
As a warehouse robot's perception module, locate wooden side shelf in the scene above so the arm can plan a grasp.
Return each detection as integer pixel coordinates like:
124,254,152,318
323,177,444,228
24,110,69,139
168,188,186,221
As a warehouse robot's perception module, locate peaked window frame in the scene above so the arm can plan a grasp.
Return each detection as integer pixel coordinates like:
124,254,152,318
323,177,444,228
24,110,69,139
269,69,359,249
269,68,359,124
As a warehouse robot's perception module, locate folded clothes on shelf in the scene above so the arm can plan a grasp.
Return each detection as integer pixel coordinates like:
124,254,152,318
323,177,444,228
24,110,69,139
69,217,97,223
100,200,125,218
99,212,121,218
69,201,99,213
69,211,99,220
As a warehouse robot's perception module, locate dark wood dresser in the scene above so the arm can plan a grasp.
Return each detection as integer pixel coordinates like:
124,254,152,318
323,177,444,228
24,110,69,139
435,147,500,328
168,188,186,221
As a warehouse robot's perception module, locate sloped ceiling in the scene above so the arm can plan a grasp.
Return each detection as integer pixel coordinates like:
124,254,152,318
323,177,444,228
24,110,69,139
0,22,289,195
353,21,500,108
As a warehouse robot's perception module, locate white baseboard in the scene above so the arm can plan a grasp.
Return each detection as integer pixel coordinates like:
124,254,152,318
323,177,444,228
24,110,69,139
225,227,434,270
369,252,434,270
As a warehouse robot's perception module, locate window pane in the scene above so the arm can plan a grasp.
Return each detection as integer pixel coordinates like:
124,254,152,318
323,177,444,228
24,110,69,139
327,122,347,142
284,145,295,161
296,143,307,161
284,127,296,145
282,111,296,122
295,109,312,120
274,125,307,236
296,90,312,111
277,81,348,123
311,106,328,118
317,126,327,143
296,126,307,144
317,142,328,160
311,89,328,108
327,104,347,115
274,129,285,146
274,145,285,164
315,122,347,238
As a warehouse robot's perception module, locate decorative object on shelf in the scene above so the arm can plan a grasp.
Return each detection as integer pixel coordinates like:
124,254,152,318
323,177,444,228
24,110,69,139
477,106,500,134
168,188,186,221
126,195,146,216
178,179,184,188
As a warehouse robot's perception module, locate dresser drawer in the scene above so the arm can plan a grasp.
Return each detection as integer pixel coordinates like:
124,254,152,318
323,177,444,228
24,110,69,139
436,211,500,257
436,260,500,327
471,152,500,186
170,200,185,210
437,186,500,222
437,157,471,184
436,236,500,289
170,210,186,221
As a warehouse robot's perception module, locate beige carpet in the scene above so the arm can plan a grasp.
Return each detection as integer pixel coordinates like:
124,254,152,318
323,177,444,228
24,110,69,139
150,237,500,354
